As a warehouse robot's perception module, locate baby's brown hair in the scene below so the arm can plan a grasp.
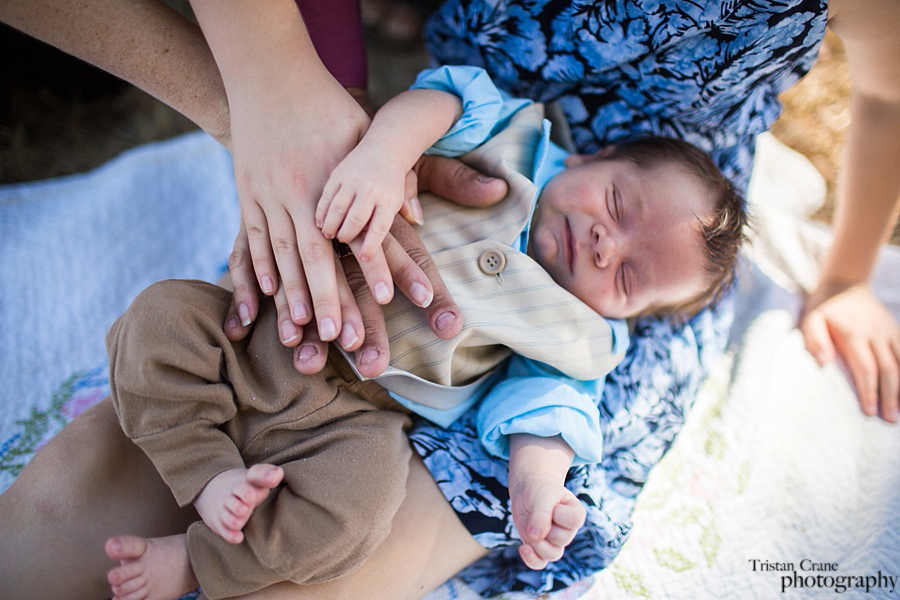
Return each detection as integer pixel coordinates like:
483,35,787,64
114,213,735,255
602,136,748,319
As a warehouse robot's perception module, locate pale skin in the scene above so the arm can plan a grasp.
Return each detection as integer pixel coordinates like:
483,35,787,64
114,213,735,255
314,83,714,564
0,0,494,379
0,0,898,598
104,87,612,598
802,0,900,422
0,0,895,412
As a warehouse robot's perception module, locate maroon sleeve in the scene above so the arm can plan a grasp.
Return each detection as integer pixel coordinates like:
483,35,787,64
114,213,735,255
295,0,367,88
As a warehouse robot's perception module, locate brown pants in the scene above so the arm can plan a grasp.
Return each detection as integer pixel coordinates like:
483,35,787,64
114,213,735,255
107,279,412,599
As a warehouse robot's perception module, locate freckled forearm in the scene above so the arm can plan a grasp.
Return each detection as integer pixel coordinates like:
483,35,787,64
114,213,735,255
0,0,230,145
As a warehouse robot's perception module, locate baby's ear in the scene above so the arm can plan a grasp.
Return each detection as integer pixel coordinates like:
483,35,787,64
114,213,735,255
563,145,617,168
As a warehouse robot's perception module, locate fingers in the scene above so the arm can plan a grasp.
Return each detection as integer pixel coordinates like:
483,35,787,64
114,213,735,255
334,257,366,352
342,255,392,378
240,202,279,296
317,180,402,263
388,215,463,339
800,309,836,367
288,214,343,342
292,325,329,375
414,154,507,208
873,340,900,422
517,490,585,570
347,237,395,305
272,285,302,347
397,169,424,226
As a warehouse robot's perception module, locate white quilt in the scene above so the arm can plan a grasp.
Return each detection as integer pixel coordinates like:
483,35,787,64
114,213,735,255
1,132,898,599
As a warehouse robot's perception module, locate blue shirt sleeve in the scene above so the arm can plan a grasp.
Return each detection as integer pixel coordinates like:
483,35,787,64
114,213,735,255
410,65,532,157
476,355,606,465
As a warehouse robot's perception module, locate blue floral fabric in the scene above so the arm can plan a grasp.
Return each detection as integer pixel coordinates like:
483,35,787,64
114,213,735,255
408,1,827,596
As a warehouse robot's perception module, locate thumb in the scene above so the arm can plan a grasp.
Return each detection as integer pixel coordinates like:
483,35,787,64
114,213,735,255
800,309,835,367
414,155,507,208
522,493,556,543
398,170,424,226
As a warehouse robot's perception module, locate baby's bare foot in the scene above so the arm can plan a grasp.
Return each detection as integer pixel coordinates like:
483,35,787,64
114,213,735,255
194,463,284,544
105,534,196,600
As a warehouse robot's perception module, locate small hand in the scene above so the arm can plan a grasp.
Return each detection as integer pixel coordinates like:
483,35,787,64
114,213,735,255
510,473,586,570
801,283,900,421
315,144,407,262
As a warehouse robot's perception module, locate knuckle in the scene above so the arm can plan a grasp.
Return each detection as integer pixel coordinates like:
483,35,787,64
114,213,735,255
403,244,432,270
344,268,370,296
245,222,268,240
228,247,248,270
360,314,387,339
300,240,330,261
273,237,299,256
345,212,370,230
367,219,391,237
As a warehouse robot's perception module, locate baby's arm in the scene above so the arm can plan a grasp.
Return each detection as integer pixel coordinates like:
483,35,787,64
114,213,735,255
508,434,587,570
316,89,463,262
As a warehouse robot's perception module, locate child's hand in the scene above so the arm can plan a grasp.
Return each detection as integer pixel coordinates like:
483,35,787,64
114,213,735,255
316,145,409,263
510,472,587,570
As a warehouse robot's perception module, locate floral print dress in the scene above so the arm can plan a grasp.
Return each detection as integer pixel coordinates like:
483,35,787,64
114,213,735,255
407,1,827,596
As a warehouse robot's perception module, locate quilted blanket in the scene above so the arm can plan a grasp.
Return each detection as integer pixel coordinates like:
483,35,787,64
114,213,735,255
1,132,898,599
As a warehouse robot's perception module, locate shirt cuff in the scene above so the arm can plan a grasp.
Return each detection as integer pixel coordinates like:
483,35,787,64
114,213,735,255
411,65,510,156
480,404,604,465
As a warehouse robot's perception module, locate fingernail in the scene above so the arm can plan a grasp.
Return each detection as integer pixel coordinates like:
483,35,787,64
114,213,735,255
261,276,276,295
238,304,252,327
359,348,380,366
374,282,392,304
435,311,457,332
410,197,424,225
291,302,309,323
319,318,338,341
226,316,239,331
297,344,318,361
478,176,494,184
280,321,298,343
340,323,359,349
409,282,433,308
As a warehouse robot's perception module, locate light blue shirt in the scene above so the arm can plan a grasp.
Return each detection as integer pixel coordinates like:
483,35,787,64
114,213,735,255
392,66,628,465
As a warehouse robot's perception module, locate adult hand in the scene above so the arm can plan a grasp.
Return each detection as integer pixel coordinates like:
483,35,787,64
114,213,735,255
801,283,900,422
293,214,465,378
282,155,507,376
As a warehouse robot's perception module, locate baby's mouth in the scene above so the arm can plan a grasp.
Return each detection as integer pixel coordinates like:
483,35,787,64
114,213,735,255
564,217,575,275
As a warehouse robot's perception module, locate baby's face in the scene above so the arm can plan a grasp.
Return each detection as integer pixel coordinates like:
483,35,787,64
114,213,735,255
528,155,713,319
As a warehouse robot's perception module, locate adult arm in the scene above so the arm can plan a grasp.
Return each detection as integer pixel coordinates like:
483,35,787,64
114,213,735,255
0,0,503,376
803,0,900,421
188,0,377,348
0,0,230,144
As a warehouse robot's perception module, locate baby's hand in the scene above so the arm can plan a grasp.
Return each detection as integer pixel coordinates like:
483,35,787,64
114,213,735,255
316,144,408,263
510,472,586,570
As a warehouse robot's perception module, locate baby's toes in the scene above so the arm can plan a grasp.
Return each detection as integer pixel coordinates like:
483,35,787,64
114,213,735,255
105,535,149,562
110,571,147,598
246,463,284,490
107,561,144,587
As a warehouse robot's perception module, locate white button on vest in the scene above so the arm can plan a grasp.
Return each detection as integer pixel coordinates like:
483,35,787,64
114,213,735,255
478,249,506,275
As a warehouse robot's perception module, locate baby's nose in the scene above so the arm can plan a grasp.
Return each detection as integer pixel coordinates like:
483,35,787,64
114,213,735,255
592,224,618,268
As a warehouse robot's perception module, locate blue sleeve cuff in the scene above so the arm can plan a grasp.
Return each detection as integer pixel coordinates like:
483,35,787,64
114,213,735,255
410,65,531,157
476,367,604,465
